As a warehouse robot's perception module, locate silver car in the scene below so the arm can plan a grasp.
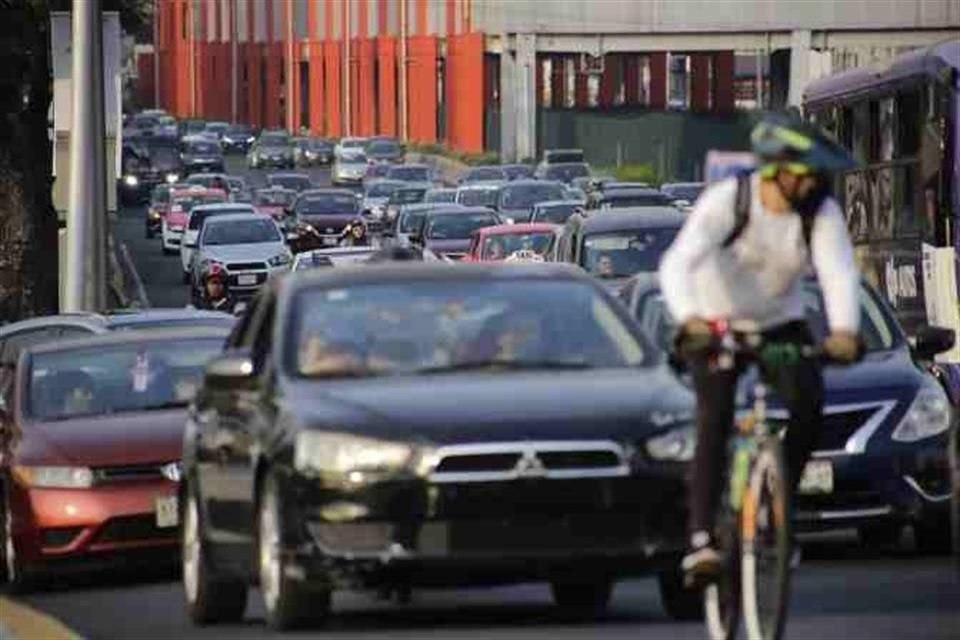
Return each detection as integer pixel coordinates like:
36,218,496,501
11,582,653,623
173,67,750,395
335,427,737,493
190,213,291,299
332,149,369,186
180,203,258,281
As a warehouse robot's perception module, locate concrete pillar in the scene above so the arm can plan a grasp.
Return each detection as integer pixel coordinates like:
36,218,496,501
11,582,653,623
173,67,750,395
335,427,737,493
499,38,517,161
514,33,537,162
788,29,812,107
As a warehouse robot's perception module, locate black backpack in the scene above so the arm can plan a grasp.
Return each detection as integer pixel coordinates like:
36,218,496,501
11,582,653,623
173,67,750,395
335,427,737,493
721,172,816,252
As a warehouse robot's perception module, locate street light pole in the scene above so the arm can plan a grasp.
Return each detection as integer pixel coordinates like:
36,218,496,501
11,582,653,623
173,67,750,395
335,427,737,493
65,0,107,312
231,0,238,123
153,0,160,109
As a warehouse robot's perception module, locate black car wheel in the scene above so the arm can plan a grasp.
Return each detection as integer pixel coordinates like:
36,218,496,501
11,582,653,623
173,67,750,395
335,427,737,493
181,485,248,625
914,515,951,555
258,473,331,630
658,569,704,621
550,577,612,618
857,522,903,549
1,483,36,593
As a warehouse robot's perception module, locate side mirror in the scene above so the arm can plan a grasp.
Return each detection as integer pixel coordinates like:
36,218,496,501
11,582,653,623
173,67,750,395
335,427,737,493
913,325,955,360
205,352,255,389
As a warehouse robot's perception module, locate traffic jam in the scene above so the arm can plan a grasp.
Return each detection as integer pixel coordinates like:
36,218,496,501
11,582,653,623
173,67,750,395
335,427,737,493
2,81,959,638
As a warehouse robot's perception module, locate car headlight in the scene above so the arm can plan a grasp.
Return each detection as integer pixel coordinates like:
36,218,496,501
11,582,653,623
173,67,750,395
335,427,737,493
246,136,255,143
891,386,953,442
294,432,414,476
123,174,139,187
645,425,696,462
165,173,179,183
149,210,161,220
13,465,94,489
268,253,291,267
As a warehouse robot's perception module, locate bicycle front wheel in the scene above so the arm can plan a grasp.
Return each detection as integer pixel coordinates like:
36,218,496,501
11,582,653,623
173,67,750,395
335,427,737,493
741,441,792,640
704,507,740,640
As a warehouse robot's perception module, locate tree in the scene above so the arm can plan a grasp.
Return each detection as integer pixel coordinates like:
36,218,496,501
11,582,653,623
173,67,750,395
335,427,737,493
0,0,59,322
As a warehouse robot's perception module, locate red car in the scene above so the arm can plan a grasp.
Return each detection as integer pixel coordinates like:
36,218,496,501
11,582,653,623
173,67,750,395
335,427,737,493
161,186,228,255
253,186,297,221
0,328,227,589
463,222,558,262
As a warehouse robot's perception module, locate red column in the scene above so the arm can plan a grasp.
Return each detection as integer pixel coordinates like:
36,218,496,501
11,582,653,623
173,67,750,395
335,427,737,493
323,40,342,137
358,38,376,135
377,36,397,136
446,32,483,152
138,52,156,107
599,54,620,107
690,53,711,112
378,0,389,35
575,69,588,108
649,52,667,109
550,54,564,108
407,35,437,143
309,43,325,134
713,51,735,112
623,55,639,105
446,0,456,35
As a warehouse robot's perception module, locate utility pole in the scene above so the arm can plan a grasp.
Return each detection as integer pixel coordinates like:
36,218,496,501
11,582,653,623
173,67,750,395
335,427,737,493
344,2,351,137
65,0,107,312
153,0,160,109
399,0,408,140
231,0,238,123
285,0,295,132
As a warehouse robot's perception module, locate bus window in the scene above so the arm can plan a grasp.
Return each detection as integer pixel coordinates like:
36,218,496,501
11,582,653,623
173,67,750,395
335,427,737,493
896,90,921,156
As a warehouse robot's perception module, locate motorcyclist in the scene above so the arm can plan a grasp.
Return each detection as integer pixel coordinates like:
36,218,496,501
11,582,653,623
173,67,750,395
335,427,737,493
658,113,862,580
197,263,236,313
339,218,370,247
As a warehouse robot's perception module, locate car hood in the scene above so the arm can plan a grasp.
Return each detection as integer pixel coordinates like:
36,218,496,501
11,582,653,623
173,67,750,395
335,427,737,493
425,238,471,253
183,154,221,163
17,409,187,467
260,146,291,155
202,242,286,262
364,197,390,208
819,349,924,406
166,210,189,226
287,367,692,444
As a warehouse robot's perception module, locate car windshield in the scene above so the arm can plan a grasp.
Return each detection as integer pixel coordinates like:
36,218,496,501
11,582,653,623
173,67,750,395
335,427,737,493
388,166,429,182
502,165,534,180
201,218,280,245
425,189,456,203
340,151,367,163
389,188,426,205
26,338,224,420
297,194,359,216
185,141,220,155
174,193,227,212
582,229,680,277
534,203,578,224
365,182,402,198
398,210,427,234
188,208,254,229
500,183,567,209
260,133,289,146
482,232,553,260
545,164,590,182
290,280,646,378
147,146,179,165
205,123,228,133
637,283,893,354
457,187,500,207
226,125,253,136
255,190,295,206
465,167,506,182
365,164,391,178
369,141,400,156
603,193,673,208
427,213,498,239
269,175,311,191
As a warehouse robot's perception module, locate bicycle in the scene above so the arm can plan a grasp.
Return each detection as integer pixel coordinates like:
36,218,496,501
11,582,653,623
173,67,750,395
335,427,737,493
690,322,826,640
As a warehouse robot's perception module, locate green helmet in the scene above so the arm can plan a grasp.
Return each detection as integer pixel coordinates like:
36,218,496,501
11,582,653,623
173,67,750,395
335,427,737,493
751,113,856,174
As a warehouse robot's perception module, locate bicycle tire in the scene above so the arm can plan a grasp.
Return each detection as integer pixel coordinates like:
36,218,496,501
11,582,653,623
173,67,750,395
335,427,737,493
704,506,741,640
741,440,792,640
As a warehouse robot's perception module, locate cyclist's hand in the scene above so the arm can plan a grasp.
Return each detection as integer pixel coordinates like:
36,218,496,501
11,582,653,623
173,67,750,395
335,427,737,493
824,331,862,364
674,317,714,359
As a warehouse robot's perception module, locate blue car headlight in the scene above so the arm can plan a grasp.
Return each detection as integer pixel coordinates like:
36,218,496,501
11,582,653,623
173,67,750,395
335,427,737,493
294,432,414,476
891,385,952,442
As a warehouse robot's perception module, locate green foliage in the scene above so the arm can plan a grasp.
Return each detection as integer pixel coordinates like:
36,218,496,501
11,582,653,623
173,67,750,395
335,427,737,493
594,163,662,186
407,143,500,167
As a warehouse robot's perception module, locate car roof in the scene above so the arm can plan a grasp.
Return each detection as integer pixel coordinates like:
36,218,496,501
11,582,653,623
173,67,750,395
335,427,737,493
661,182,704,188
190,203,256,212
502,179,564,188
25,326,230,356
602,188,669,198
458,182,502,190
268,172,310,179
478,222,558,236
103,308,235,327
255,186,297,194
300,188,358,197
428,206,497,217
534,200,580,208
580,207,686,232
366,179,406,188
203,212,275,224
0,313,107,337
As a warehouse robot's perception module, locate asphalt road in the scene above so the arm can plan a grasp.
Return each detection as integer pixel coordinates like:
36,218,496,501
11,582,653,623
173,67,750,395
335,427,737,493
112,156,333,308
16,539,960,639
82,156,960,638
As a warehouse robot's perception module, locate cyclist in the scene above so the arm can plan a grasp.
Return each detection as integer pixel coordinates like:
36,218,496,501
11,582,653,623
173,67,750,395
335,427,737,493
658,113,862,580
198,263,236,313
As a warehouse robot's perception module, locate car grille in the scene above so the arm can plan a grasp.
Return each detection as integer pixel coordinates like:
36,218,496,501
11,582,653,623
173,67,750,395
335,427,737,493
94,463,165,483
227,261,267,272
429,441,630,483
96,515,177,544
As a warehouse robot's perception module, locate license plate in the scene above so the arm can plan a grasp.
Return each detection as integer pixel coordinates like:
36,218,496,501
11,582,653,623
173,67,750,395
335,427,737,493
798,460,833,495
237,274,257,286
155,496,179,528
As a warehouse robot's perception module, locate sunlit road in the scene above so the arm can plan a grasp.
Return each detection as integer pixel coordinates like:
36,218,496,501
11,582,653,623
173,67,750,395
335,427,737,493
17,539,960,639
113,156,332,308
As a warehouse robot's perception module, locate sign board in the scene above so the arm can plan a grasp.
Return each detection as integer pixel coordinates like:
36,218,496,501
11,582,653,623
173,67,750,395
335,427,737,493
921,243,960,363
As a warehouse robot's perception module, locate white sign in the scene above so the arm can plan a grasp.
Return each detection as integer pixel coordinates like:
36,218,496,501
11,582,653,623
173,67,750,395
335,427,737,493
921,243,960,363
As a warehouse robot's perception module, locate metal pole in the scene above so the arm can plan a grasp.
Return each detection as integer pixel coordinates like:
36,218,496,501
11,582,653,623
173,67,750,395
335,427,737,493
231,0,238,122
399,0,408,140
65,0,107,312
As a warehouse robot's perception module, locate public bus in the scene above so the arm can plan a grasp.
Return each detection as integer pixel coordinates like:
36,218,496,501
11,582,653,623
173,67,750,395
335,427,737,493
803,39,959,366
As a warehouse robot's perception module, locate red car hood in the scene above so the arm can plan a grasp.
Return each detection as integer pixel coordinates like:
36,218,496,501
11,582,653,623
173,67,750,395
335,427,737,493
17,408,187,467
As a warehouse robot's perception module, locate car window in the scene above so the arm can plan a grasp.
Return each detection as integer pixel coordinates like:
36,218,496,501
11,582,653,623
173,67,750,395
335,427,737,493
288,280,647,378
581,229,680,278
296,194,359,216
481,233,554,260
425,190,456,203
398,210,427,234
500,184,566,209
426,213,498,239
184,141,220,155
456,187,500,208
0,328,61,366
366,182,402,198
533,203,577,224
389,189,427,205
388,166,429,182
201,218,281,245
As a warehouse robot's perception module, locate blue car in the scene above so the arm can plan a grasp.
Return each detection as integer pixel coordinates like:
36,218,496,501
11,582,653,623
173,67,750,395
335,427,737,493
620,275,957,553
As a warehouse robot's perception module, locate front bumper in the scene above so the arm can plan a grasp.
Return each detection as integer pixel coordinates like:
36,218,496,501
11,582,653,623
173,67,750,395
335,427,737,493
161,223,184,250
277,471,686,589
794,438,951,530
259,157,294,168
8,479,179,569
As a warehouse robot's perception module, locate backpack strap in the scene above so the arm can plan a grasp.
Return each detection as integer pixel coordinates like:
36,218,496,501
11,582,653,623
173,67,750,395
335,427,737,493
721,172,752,248
801,213,816,255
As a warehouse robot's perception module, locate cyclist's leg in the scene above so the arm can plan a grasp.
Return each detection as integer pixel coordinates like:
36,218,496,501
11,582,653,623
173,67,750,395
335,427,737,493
760,321,824,495
686,356,739,564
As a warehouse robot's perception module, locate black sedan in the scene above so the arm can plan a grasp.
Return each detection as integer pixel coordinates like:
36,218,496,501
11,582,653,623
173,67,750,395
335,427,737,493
620,275,957,552
180,263,701,630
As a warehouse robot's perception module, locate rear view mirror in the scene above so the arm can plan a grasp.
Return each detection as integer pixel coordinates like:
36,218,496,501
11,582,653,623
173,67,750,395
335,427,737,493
913,326,955,360
205,352,255,389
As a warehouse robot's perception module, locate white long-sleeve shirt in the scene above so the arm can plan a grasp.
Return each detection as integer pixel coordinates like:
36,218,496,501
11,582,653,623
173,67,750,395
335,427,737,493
658,173,860,333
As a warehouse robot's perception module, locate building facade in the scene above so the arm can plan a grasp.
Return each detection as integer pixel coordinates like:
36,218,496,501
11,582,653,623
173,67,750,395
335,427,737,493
147,0,958,160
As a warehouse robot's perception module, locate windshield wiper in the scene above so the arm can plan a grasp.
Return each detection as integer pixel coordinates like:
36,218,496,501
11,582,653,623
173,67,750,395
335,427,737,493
419,359,593,374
